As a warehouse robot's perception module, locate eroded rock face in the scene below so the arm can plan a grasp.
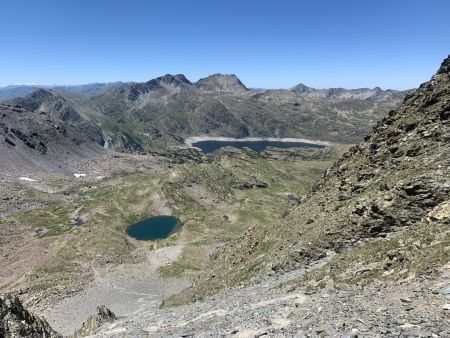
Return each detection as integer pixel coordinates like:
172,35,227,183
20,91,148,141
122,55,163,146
73,306,116,337
0,294,62,338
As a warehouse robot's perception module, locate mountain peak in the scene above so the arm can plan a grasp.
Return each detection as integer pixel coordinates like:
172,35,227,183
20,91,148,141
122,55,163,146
290,83,315,94
195,73,248,92
146,74,192,88
6,88,64,112
26,88,61,101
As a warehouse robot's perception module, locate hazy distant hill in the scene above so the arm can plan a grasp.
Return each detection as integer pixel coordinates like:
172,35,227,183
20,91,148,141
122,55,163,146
0,85,42,101
0,82,126,102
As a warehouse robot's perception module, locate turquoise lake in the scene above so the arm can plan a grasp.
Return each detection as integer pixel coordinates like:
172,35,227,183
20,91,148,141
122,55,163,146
126,215,181,240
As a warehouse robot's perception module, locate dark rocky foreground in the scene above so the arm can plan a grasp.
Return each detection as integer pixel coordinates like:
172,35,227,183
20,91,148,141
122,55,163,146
1,294,118,337
0,294,62,338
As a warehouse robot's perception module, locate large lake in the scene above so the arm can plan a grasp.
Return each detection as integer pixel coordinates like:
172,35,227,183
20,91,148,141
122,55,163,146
192,140,326,154
126,215,181,241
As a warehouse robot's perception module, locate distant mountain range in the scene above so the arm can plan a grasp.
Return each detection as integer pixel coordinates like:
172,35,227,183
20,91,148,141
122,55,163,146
1,74,412,153
0,77,407,101
0,82,127,101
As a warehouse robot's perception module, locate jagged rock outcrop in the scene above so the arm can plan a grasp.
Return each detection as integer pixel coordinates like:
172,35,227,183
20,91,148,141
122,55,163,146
73,306,116,337
0,294,62,338
195,74,248,92
167,55,450,305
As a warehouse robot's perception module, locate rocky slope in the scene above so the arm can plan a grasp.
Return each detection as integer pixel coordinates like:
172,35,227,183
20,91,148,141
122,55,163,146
0,104,104,173
0,294,62,338
167,55,450,306
92,261,450,337
7,89,107,147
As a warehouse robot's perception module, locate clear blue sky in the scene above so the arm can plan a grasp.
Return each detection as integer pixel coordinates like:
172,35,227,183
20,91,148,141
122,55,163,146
0,0,449,89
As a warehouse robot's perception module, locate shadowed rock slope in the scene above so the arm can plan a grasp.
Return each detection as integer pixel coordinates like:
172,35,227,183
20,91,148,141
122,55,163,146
0,104,104,172
0,294,62,338
167,55,450,305
7,89,107,147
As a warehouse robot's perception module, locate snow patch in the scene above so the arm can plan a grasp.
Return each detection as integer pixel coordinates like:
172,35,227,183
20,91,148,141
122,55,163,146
19,177,37,182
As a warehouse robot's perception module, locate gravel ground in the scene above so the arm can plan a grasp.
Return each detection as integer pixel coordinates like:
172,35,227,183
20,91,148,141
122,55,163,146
42,245,189,336
91,261,450,338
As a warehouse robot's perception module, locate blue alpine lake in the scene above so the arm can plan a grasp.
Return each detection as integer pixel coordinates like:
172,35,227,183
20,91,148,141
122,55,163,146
126,215,182,241
191,140,325,154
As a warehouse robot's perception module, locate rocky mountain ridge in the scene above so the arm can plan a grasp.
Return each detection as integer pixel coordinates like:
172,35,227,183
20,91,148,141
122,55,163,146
1,74,411,154
7,89,107,147
0,104,104,172
84,73,409,150
290,83,402,100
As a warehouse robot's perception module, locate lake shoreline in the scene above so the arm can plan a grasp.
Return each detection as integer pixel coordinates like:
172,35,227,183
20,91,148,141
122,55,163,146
184,136,333,147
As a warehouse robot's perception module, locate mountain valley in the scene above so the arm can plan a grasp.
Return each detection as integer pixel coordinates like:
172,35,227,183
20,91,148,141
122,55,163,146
0,56,449,338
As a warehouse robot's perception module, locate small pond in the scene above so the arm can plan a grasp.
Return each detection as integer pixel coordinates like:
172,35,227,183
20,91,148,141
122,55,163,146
126,215,182,241
192,140,325,154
